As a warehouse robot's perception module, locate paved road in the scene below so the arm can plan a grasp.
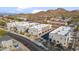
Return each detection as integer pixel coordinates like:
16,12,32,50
39,29,54,37
7,32,47,51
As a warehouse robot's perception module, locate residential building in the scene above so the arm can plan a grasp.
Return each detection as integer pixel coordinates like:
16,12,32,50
7,21,39,33
28,24,52,36
1,40,13,48
15,22,30,33
49,26,71,46
47,17,72,28
29,22,40,27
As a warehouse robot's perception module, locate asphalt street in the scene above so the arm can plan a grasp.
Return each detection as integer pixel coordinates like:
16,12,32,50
7,32,47,51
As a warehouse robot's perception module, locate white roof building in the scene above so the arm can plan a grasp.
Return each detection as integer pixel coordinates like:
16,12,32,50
28,24,52,36
29,22,40,27
15,22,30,32
49,26,71,46
7,21,39,33
1,40,13,48
50,26,71,36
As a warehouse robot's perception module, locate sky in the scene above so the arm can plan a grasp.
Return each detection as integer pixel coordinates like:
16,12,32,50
0,7,79,14
0,0,78,14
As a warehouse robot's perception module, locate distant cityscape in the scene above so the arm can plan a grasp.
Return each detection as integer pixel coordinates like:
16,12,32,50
0,7,79,51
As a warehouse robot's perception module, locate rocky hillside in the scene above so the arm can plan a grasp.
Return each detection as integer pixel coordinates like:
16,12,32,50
6,8,79,23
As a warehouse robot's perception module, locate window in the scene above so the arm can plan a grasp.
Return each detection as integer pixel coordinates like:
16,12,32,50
64,38,66,41
64,43,65,45
60,37,62,40
57,41,59,43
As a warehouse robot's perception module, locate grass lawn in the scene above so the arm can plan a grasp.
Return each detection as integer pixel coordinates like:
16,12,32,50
0,29,6,37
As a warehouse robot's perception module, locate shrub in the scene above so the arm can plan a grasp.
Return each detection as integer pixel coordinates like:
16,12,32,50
0,29,6,36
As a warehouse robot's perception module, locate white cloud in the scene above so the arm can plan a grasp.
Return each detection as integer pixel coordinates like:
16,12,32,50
16,7,31,11
32,10,46,13
17,7,31,9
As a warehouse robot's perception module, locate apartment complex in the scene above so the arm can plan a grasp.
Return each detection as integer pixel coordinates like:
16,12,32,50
28,24,52,36
7,21,39,33
49,26,71,46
